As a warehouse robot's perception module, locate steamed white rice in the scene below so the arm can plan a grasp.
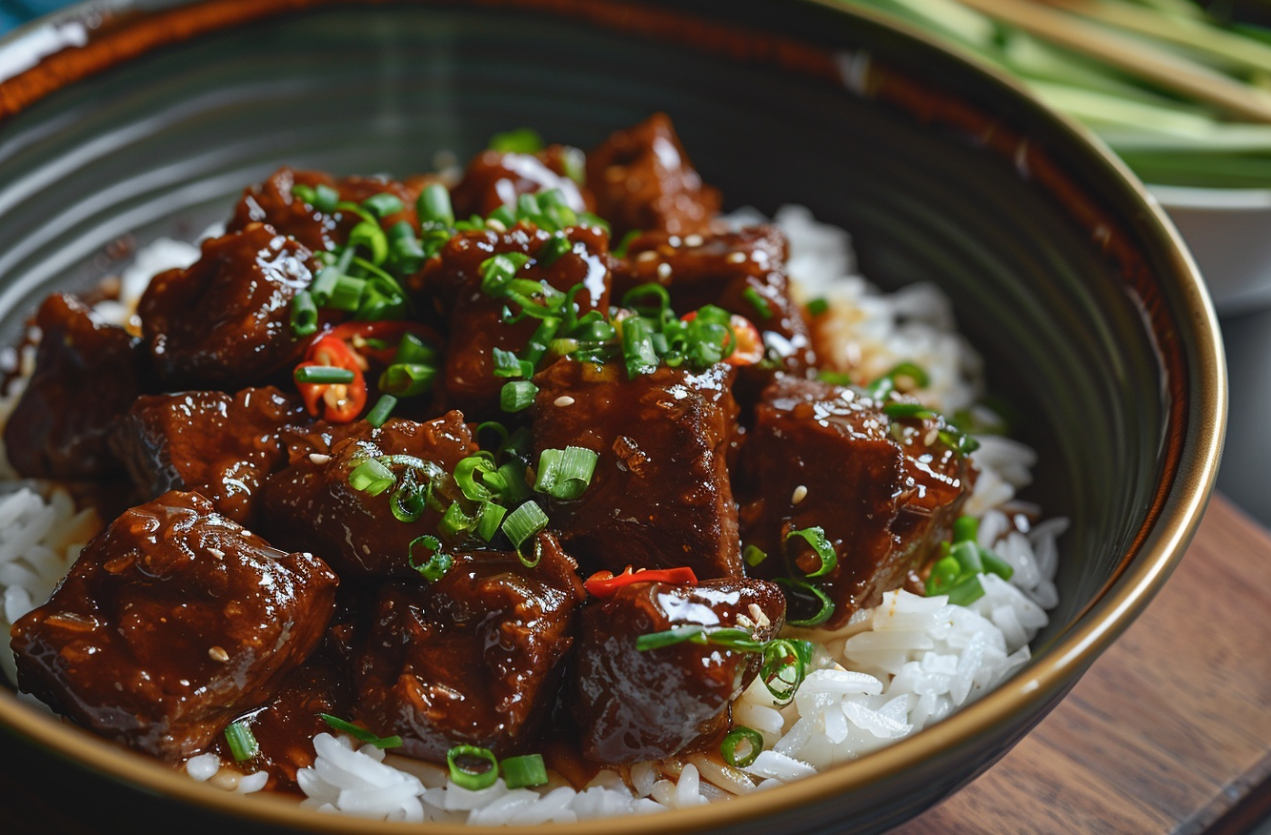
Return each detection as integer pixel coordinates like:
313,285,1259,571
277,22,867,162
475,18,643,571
0,206,1063,822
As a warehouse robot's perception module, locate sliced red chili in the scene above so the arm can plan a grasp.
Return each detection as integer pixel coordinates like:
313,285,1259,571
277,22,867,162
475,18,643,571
322,321,439,365
295,334,367,422
584,565,699,597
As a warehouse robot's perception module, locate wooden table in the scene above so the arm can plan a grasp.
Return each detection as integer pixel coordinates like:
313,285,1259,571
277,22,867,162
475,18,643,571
2,495,1269,834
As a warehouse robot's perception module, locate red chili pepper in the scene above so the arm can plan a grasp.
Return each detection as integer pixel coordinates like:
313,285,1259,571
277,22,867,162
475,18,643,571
295,334,367,422
584,566,699,597
680,311,763,366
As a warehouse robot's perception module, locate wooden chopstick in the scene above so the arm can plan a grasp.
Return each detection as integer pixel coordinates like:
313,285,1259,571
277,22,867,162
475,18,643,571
954,0,1271,122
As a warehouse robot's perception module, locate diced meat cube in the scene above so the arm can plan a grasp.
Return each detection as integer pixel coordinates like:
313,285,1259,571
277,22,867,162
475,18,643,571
449,146,591,219
353,533,584,762
531,358,742,579
4,293,147,479
574,577,785,764
735,375,975,628
228,167,429,252
138,225,316,389
109,387,306,525
9,491,338,761
415,226,611,420
586,113,720,238
259,412,477,579
614,225,815,376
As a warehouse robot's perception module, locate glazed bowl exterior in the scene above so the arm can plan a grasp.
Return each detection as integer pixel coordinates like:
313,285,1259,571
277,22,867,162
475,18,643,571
0,1,1226,833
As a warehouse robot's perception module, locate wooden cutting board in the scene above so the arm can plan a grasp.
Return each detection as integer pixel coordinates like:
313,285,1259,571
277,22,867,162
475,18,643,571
2,495,1268,834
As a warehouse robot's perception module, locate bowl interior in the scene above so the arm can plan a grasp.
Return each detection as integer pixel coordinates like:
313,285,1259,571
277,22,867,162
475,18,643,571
0,1,1216,832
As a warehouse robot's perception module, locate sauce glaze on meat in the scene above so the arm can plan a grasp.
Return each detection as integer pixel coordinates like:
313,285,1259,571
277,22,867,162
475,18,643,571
5,115,976,791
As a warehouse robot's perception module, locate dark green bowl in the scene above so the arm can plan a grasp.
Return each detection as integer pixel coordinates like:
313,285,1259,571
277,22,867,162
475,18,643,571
0,1,1225,833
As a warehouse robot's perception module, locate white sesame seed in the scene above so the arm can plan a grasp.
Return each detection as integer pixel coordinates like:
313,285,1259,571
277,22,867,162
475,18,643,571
725,252,747,264
657,262,672,279
925,428,940,446
684,234,703,247
791,485,808,505
309,453,332,465
554,396,576,407
207,547,225,561
485,218,507,233
637,250,658,262
208,646,230,663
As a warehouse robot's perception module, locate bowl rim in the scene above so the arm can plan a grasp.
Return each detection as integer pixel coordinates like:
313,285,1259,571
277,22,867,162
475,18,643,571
0,0,1227,832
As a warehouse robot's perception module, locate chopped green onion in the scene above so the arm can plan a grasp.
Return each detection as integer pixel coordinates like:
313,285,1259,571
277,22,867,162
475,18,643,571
946,575,985,607
349,458,396,496
489,127,544,154
883,402,938,420
538,234,573,267
806,297,829,316
742,286,773,320
348,220,389,266
480,252,532,296
379,363,436,398
492,347,531,379
439,501,479,538
817,370,854,387
294,365,356,385
720,726,764,768
866,361,931,399
516,192,542,221
327,274,367,312
418,183,455,228
409,535,452,583
497,461,534,503
448,745,500,791
454,454,498,502
743,544,768,567
362,192,404,219
950,540,984,574
291,183,316,205
367,394,398,428
390,477,427,523
476,501,508,542
635,624,708,651
310,247,356,305
775,578,836,628
534,446,599,500
501,500,548,549
560,146,585,184
488,205,516,229
760,639,806,703
785,526,837,578
953,515,978,544
224,721,258,761
980,548,1015,581
320,714,402,749
621,316,659,379
501,753,549,789
312,184,340,213
926,555,962,595
501,380,539,412
290,290,319,337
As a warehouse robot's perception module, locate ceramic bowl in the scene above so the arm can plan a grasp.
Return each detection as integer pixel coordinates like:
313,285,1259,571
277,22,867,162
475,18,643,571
0,1,1226,833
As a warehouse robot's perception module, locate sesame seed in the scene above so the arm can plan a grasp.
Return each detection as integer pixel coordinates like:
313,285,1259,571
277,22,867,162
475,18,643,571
208,646,230,663
309,453,332,465
925,428,940,446
554,396,576,407
657,262,672,279
684,234,703,247
207,547,225,561
725,252,747,264
637,250,658,263
792,485,808,505
485,218,507,233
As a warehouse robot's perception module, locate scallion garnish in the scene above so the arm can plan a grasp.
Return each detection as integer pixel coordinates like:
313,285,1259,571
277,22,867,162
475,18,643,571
775,577,836,627
501,500,548,550
454,453,499,502
613,229,641,258
224,721,258,762
865,361,931,399
489,127,544,154
362,192,404,219
366,394,397,428
636,625,807,704
312,183,340,213
379,363,436,398
409,535,452,583
538,234,573,267
501,753,549,789
439,501,479,538
806,297,829,316
923,515,1011,604
418,182,455,228
347,220,389,266
348,458,396,496
785,526,837,578
327,274,366,312
320,714,403,749
447,745,500,791
743,544,769,567
534,446,599,500
720,726,764,768
742,286,773,320
476,501,508,542
293,365,356,385
883,402,938,421
621,316,659,379
501,380,539,412
290,290,319,337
